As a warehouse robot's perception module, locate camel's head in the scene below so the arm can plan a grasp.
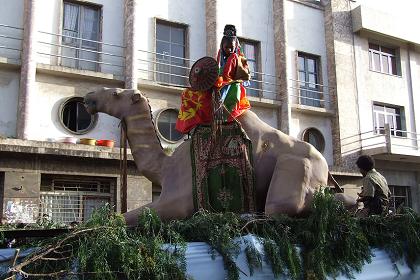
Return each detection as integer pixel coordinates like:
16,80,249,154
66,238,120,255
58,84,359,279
84,87,144,119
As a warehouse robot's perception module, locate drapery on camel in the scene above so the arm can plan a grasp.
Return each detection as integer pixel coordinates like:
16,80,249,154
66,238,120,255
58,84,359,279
84,88,356,225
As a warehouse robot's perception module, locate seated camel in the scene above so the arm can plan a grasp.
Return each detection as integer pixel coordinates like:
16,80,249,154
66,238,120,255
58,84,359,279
84,88,356,225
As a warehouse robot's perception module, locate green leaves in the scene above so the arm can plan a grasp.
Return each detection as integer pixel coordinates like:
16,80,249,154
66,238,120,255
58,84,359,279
7,192,420,280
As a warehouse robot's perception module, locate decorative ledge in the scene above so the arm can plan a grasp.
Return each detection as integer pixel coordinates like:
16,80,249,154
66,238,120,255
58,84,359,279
0,138,134,161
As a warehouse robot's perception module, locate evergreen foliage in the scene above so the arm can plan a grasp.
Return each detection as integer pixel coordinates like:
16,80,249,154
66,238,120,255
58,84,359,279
3,190,420,280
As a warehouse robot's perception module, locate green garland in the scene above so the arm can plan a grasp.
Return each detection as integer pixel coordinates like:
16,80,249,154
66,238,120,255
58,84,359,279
3,190,420,280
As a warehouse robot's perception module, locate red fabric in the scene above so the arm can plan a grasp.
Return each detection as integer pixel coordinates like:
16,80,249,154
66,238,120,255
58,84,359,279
175,88,213,134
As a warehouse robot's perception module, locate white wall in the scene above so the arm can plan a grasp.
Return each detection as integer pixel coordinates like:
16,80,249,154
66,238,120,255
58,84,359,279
286,0,328,100
215,0,276,98
136,0,206,81
0,70,19,137
290,112,333,166
353,35,416,136
28,74,121,144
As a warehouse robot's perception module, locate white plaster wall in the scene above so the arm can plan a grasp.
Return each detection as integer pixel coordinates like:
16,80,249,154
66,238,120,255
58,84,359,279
251,106,278,129
36,0,124,76
353,35,416,137
285,0,329,102
28,74,121,144
136,0,206,81
215,0,276,98
0,0,24,61
0,70,19,137
290,112,333,166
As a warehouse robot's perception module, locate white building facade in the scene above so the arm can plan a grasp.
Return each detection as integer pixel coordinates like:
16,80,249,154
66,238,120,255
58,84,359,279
0,0,419,224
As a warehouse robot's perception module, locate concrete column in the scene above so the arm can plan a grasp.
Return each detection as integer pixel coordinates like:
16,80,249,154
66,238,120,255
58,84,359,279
124,0,139,89
273,0,290,134
324,0,360,169
205,0,218,57
17,0,39,140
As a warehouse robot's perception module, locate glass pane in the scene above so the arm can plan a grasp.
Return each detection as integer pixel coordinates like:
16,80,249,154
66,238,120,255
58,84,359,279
170,26,184,45
308,74,317,88
63,3,79,32
81,7,99,42
373,53,380,71
298,56,305,71
171,44,185,64
248,61,256,76
298,71,306,86
391,56,397,75
382,55,389,74
385,107,397,114
369,43,379,51
243,43,255,60
307,58,316,73
377,113,385,127
156,23,170,41
156,41,170,58
373,104,384,112
77,102,92,131
381,46,395,55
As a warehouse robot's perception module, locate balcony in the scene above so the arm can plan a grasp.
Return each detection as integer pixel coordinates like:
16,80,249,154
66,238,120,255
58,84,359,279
136,48,279,100
341,124,420,162
0,23,23,64
352,5,420,46
36,30,125,79
289,78,334,115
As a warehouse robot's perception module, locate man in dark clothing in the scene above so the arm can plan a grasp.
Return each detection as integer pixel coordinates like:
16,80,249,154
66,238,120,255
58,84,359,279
356,155,391,216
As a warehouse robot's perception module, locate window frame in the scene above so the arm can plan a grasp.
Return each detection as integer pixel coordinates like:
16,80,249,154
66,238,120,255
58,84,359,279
238,37,261,98
368,42,400,76
154,18,189,87
155,108,184,143
60,0,103,72
39,174,115,224
301,127,325,153
372,103,405,137
296,52,323,108
388,185,411,212
59,97,98,135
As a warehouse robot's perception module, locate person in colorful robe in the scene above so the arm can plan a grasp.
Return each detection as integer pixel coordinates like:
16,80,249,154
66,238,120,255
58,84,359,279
176,24,251,134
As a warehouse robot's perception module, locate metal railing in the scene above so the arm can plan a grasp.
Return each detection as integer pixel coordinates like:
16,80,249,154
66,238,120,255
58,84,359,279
341,124,420,156
37,30,125,76
136,48,279,99
289,78,332,110
0,23,23,61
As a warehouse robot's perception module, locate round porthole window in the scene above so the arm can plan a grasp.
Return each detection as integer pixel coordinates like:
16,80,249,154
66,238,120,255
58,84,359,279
60,97,97,134
156,108,184,143
302,127,325,153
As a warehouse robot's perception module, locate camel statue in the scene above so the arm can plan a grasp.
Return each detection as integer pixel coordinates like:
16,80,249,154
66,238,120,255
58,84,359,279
84,87,356,225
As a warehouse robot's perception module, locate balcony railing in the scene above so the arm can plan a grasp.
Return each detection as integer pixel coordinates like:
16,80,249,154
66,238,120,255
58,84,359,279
137,48,279,99
289,78,332,110
341,124,420,157
0,23,23,62
36,30,125,77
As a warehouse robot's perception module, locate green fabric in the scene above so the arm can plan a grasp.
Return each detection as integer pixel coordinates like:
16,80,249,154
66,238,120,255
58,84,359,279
223,83,241,113
191,122,256,213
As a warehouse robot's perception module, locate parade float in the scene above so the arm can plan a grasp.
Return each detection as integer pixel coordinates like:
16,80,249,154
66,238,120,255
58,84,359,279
1,30,420,278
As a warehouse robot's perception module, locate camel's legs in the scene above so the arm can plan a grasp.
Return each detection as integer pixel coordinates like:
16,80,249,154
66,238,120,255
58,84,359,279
264,155,313,216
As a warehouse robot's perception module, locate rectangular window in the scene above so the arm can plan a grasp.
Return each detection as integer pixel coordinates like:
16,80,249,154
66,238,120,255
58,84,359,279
156,20,187,87
373,104,404,136
61,1,101,71
368,43,398,75
389,185,411,212
239,39,260,97
39,174,115,224
297,52,321,107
